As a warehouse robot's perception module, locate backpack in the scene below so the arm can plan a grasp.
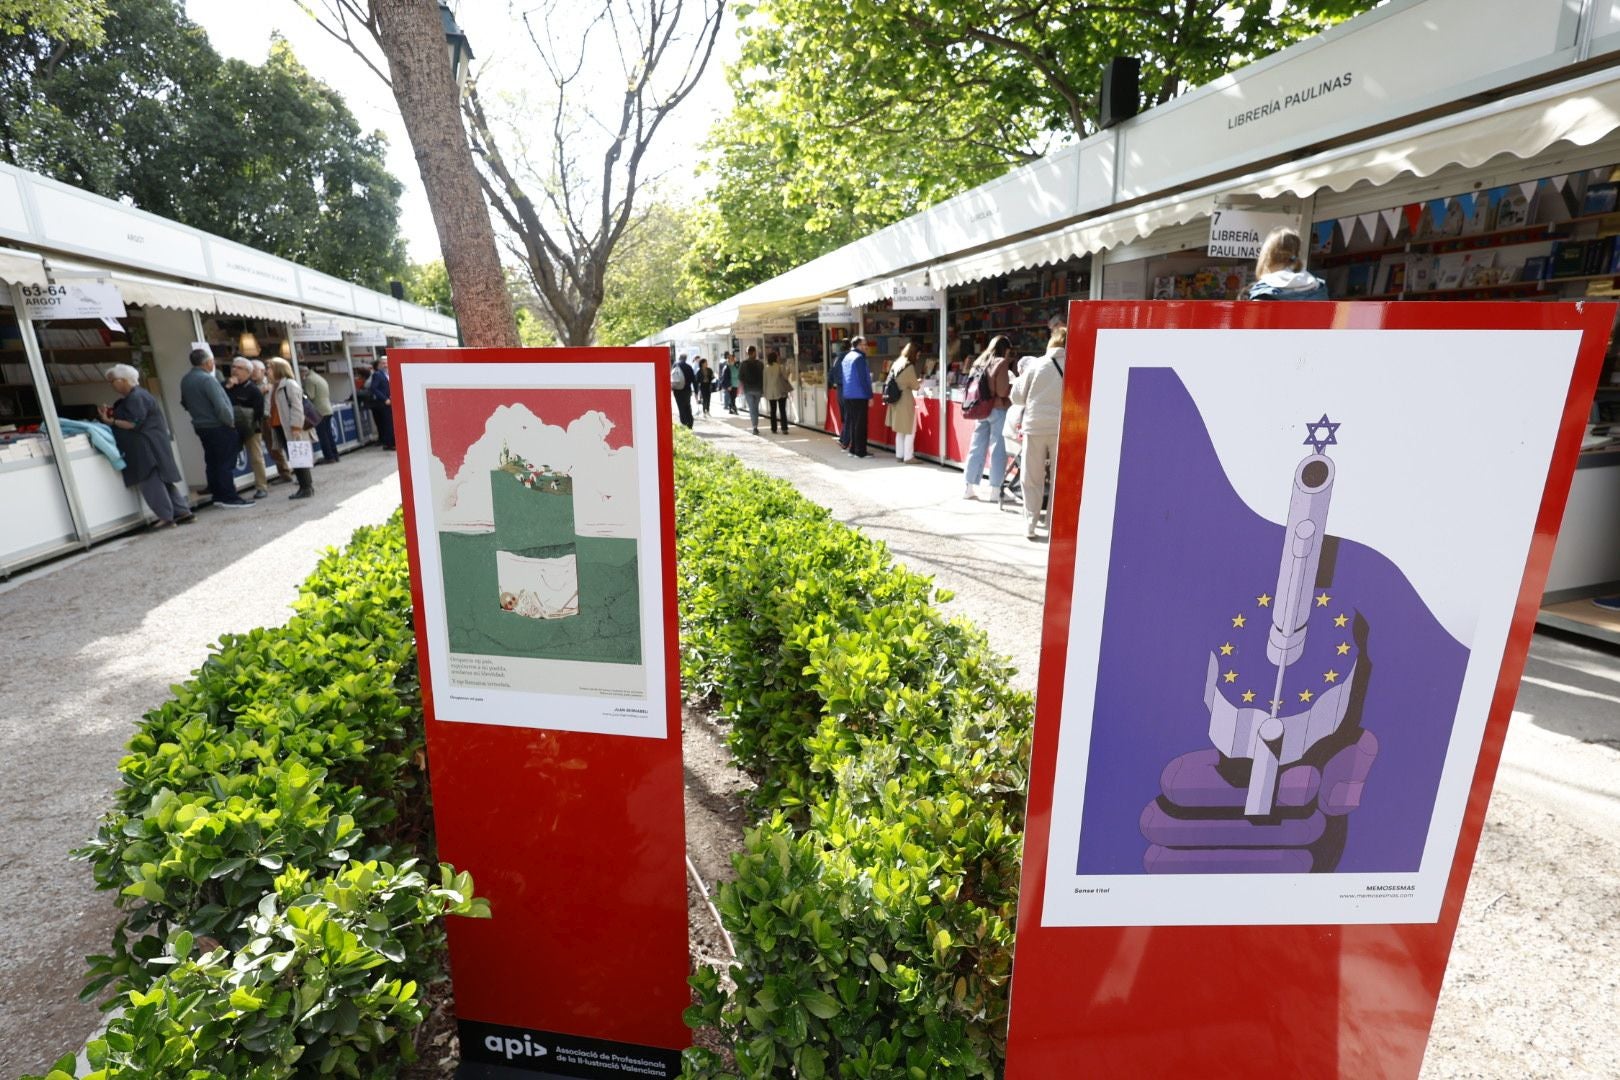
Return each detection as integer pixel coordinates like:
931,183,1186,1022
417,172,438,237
883,363,904,405
961,359,995,420
670,362,688,391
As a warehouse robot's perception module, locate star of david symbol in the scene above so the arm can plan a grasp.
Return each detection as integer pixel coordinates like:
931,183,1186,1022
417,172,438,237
1303,414,1340,454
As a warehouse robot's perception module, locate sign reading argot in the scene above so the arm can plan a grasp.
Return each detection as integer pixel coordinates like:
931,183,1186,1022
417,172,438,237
17,281,126,320
1206,208,1299,260
1005,300,1612,1079
392,348,690,1080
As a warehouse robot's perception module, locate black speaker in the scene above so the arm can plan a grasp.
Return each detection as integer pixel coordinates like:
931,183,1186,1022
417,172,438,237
1100,57,1141,129
389,280,405,300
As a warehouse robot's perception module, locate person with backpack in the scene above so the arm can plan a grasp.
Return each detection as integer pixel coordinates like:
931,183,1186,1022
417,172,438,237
839,335,874,458
1010,331,1066,540
671,353,696,429
884,341,923,463
960,335,1013,499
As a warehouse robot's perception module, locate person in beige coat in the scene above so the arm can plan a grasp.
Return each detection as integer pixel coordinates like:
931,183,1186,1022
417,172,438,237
762,350,793,433
1008,332,1065,540
267,357,315,500
885,342,923,463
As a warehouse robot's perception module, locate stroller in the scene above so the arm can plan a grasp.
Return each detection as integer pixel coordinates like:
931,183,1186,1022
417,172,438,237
998,429,1051,531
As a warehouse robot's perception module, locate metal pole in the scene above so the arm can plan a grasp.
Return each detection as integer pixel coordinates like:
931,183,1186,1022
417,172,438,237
339,335,358,450
937,287,949,466
11,282,95,544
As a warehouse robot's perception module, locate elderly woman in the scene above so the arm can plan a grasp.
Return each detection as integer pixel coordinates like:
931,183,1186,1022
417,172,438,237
98,364,193,528
267,357,315,500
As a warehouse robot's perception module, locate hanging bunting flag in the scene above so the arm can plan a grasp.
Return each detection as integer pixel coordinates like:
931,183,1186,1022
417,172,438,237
1403,203,1424,235
1550,174,1570,193
1520,180,1540,201
1339,217,1361,245
1357,213,1381,243
1454,192,1477,220
1380,208,1402,237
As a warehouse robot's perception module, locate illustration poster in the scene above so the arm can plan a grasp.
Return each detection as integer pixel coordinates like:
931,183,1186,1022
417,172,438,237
1038,320,1590,926
399,360,669,738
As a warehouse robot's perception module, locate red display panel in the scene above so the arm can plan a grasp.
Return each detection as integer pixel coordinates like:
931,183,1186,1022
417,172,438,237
1006,301,1611,1078
391,348,688,1079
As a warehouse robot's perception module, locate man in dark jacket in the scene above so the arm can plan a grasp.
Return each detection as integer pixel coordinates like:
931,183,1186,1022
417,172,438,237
369,357,395,449
738,346,765,434
839,336,873,458
180,347,253,508
671,353,696,429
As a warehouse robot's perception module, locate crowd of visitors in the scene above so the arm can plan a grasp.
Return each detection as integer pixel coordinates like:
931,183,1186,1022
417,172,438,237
95,342,390,528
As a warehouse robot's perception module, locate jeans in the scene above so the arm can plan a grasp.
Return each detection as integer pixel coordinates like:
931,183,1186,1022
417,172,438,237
964,406,1009,491
314,413,340,462
744,391,762,431
195,425,244,504
767,397,787,432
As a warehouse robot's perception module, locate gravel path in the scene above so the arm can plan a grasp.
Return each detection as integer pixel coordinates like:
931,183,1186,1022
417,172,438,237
0,451,407,1079
693,411,1620,1079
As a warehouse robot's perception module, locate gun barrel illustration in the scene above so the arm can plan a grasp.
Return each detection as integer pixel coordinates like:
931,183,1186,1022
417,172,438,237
1245,453,1335,816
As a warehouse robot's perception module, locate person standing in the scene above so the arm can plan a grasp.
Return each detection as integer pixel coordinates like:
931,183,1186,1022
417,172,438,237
368,356,395,450
961,335,1014,500
225,357,270,499
1010,332,1065,541
180,347,252,508
100,364,194,527
268,358,315,500
839,336,873,458
763,350,792,434
726,351,742,414
885,342,922,463
737,346,765,434
697,357,715,417
304,364,340,464
250,360,290,480
672,353,697,429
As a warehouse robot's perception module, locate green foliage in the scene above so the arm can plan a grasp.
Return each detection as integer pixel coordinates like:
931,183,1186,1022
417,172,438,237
0,0,106,44
38,517,488,1078
402,260,452,315
0,4,407,289
28,861,487,1080
672,430,1032,1078
598,202,706,345
691,0,1382,300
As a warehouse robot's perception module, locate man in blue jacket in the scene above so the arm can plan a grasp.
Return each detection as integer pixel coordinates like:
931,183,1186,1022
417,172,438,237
839,335,873,458
180,347,253,508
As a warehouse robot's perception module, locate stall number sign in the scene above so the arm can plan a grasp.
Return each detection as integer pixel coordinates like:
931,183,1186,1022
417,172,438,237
819,299,856,323
346,329,387,347
18,282,126,320
1207,209,1298,260
891,284,941,310
292,322,343,343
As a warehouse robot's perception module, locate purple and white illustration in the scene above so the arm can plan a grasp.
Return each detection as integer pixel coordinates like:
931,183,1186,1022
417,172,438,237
1075,368,1470,878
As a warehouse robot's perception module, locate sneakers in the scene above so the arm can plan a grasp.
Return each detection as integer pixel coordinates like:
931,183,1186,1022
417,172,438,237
963,488,979,500
253,489,267,499
175,514,196,525
1593,595,1620,611
216,499,255,509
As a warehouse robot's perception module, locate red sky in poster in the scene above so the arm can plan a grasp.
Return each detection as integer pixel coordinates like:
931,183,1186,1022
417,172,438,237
424,387,634,476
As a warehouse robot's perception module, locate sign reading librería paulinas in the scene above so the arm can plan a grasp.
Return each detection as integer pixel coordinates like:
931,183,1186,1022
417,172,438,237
1206,208,1299,260
17,281,126,320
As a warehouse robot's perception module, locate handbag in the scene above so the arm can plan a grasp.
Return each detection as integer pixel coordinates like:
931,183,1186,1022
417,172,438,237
287,436,315,470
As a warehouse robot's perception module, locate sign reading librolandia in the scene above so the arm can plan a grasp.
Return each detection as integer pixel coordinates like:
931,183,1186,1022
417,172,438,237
392,348,689,1079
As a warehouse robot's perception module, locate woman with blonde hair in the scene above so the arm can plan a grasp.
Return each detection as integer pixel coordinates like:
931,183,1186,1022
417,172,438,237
267,357,315,500
885,341,923,463
1244,227,1329,300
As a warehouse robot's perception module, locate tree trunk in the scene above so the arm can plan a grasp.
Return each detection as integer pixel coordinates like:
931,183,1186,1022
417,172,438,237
373,0,518,347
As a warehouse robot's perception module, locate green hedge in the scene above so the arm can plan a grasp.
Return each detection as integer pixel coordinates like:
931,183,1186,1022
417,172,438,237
672,430,1033,1079
30,518,487,1080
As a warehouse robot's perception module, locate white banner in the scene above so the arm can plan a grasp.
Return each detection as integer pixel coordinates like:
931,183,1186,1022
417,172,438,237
1207,208,1299,259
345,328,387,347
760,317,796,334
818,299,856,323
292,322,343,342
17,281,126,320
890,283,941,310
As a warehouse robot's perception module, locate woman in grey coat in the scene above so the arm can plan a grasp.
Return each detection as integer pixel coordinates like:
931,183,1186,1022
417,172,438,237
99,364,193,528
268,357,315,500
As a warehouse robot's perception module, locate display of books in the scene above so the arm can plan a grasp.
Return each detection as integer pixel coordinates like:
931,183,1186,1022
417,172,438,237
1495,190,1532,230
1581,182,1619,216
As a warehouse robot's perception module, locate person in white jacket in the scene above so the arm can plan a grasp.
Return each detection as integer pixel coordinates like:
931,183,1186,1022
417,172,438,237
1009,332,1066,540
1243,227,1329,300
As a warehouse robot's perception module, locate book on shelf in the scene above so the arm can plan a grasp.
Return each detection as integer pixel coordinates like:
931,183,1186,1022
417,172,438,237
1551,240,1589,278
1582,182,1619,216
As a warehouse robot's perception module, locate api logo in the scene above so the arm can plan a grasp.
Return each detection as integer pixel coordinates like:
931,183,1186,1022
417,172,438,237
486,1032,550,1062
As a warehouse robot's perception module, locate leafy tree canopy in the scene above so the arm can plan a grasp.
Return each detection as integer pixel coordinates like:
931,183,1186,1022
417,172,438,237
402,259,452,313
597,202,705,345
0,1,407,290
691,0,1381,302
0,0,107,44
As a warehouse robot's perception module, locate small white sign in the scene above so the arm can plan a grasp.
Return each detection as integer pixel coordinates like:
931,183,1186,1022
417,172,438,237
346,328,387,347
1207,208,1301,260
292,322,343,343
891,284,941,310
760,317,797,334
818,299,856,324
17,281,126,320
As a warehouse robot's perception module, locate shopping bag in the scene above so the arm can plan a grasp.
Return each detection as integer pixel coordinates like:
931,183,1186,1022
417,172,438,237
288,437,315,470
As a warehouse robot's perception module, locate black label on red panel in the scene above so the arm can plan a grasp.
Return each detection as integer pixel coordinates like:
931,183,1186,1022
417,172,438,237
458,1020,682,1079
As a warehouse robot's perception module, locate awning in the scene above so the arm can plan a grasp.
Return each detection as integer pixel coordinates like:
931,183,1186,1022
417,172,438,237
848,271,928,307
212,290,304,324
0,247,48,289
110,272,216,312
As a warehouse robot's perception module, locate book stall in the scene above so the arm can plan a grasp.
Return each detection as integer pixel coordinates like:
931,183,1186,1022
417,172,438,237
0,159,456,578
